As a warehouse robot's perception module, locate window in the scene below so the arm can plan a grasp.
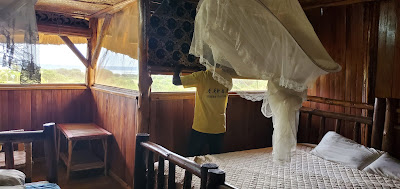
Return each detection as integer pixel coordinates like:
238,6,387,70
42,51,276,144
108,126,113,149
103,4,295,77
151,75,195,92
95,49,139,90
0,33,87,84
39,43,87,84
151,75,267,92
231,79,268,92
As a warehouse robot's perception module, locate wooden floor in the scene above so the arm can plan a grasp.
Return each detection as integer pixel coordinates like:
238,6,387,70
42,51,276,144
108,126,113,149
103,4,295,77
31,160,125,189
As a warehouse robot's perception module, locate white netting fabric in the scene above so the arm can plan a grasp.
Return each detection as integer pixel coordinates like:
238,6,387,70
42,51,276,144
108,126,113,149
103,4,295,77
0,0,40,84
190,0,341,163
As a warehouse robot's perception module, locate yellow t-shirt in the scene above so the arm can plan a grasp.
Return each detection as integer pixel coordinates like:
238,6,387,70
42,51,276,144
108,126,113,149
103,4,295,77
181,70,230,134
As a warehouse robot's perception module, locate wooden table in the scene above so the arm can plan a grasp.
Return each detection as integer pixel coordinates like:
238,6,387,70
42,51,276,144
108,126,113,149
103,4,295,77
57,123,112,179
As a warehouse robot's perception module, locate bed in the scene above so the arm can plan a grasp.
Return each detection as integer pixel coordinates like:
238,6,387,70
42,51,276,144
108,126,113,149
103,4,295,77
0,123,59,188
134,97,399,189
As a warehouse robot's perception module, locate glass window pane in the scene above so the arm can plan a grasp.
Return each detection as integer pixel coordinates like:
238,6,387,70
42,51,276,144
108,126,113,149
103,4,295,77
39,44,87,84
0,66,20,84
151,75,195,92
96,49,139,90
231,79,268,92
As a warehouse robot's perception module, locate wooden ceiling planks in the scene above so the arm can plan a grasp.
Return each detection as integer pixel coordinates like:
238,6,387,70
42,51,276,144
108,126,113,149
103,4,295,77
35,0,135,18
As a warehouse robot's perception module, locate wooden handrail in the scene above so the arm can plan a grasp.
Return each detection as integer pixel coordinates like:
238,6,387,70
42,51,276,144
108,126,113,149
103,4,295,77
307,96,374,110
0,130,44,143
141,141,202,177
0,123,58,183
300,107,372,125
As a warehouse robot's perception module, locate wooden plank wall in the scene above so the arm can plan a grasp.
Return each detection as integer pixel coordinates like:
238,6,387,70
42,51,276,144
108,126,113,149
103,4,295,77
375,0,400,99
149,94,273,156
92,89,137,186
0,89,92,157
300,3,375,144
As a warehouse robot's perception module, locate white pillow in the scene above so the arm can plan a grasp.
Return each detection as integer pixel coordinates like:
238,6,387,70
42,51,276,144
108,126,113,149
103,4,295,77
0,169,25,186
310,131,383,170
363,153,400,180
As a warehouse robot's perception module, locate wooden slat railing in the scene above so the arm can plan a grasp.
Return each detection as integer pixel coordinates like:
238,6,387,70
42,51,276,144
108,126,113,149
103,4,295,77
300,97,383,145
0,123,58,183
134,134,237,189
307,96,374,110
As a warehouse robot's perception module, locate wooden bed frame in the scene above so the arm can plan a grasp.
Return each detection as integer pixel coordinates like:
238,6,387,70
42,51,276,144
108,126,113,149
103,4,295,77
0,123,58,184
133,97,396,189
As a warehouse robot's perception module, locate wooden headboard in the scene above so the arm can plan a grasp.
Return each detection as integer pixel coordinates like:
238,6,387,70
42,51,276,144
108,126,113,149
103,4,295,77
299,96,396,155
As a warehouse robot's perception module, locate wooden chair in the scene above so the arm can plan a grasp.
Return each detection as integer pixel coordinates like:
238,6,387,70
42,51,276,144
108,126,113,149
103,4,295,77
0,123,58,184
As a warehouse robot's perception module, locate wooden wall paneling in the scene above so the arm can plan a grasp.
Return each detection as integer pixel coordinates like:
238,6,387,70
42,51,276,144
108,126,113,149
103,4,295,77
92,89,138,186
392,0,400,99
0,91,9,131
124,96,137,186
246,98,273,149
301,3,376,143
225,97,249,152
0,89,92,158
375,0,397,98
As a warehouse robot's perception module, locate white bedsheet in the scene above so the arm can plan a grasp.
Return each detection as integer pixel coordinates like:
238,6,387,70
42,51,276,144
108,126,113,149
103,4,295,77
159,144,400,188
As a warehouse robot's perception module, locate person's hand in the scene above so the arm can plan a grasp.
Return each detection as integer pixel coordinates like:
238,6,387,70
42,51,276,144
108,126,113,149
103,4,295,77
174,64,185,73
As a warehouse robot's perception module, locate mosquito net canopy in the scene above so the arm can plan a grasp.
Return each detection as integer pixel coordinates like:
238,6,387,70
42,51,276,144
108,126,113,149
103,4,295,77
0,0,40,84
190,0,341,163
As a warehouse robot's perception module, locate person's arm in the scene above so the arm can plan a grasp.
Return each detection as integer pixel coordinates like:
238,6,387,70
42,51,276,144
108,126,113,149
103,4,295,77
173,65,183,86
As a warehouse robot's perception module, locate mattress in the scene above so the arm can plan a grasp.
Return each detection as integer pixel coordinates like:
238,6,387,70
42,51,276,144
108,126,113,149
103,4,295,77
161,144,400,188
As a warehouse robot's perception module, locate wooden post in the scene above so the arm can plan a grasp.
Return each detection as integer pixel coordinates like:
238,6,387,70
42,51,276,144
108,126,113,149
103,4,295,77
201,163,218,189
147,151,155,189
335,119,341,134
304,113,312,143
137,0,153,133
183,170,193,189
382,98,394,153
207,169,226,189
91,15,112,69
318,117,326,142
87,18,98,87
3,142,14,169
43,123,58,184
353,122,361,143
168,162,176,189
24,142,32,183
133,133,149,189
157,156,165,189
371,98,386,149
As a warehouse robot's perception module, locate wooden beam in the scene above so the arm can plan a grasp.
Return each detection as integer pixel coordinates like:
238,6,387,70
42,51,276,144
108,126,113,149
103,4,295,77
3,142,14,169
60,36,89,68
138,0,152,133
90,0,137,18
382,98,394,153
371,98,386,149
300,107,373,125
91,14,112,69
37,24,91,38
307,96,374,110
299,0,376,10
87,18,98,87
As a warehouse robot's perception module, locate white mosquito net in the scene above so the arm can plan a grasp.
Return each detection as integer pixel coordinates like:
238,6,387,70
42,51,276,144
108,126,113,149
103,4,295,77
190,0,341,163
0,0,40,84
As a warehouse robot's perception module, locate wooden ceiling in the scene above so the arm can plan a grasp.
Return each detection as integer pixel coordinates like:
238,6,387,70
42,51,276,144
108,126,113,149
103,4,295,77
33,0,375,18
35,0,135,18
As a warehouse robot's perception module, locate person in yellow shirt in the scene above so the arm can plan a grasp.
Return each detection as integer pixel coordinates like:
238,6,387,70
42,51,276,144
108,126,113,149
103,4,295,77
173,65,231,156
